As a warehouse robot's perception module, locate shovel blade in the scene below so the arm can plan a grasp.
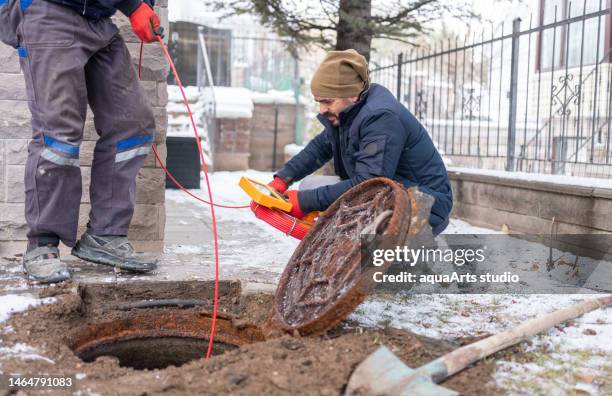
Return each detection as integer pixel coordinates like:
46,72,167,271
345,346,458,396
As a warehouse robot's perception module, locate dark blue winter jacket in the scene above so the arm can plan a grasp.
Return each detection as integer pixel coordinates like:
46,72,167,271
276,83,453,234
44,0,151,19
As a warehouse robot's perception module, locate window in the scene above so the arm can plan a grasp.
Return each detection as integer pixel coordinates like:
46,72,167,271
538,0,610,71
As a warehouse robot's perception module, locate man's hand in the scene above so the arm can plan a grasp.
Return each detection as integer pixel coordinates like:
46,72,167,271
129,2,161,43
268,176,288,193
284,190,305,219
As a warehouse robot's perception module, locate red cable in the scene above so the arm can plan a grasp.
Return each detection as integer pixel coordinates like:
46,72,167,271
139,37,221,359
151,145,249,209
250,202,310,240
140,37,310,358
141,42,248,210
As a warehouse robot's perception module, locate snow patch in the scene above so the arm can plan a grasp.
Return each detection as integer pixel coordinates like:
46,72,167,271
165,170,300,274
251,90,306,105
440,218,501,234
284,143,304,157
449,167,612,189
351,292,611,394
0,294,42,323
164,245,209,255
0,342,55,364
202,86,254,119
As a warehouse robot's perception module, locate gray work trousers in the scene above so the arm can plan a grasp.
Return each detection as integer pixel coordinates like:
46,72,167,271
10,1,156,246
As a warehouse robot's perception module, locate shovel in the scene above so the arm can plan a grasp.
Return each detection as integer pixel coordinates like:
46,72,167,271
346,295,612,396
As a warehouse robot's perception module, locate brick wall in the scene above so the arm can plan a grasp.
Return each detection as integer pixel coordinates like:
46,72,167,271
249,103,303,171
0,0,169,253
214,118,251,171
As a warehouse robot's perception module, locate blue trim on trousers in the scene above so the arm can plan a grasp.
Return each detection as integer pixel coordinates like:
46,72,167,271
43,135,80,157
20,0,34,12
116,134,153,151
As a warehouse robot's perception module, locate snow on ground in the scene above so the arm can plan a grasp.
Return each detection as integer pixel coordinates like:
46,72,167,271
165,170,300,278
441,218,501,234
166,171,612,394
351,293,611,394
250,90,308,105
169,170,610,393
0,342,55,364
1,168,609,392
165,170,286,238
0,294,49,324
0,294,57,366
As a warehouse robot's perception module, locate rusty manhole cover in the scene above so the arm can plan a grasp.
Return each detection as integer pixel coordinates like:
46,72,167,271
268,178,434,336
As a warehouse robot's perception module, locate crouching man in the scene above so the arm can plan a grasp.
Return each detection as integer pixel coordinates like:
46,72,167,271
268,49,453,235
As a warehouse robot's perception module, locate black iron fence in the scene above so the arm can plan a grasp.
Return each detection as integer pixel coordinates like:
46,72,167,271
371,1,612,179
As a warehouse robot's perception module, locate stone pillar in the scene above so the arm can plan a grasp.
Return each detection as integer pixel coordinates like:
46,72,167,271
249,102,303,171
214,118,252,171
0,0,169,253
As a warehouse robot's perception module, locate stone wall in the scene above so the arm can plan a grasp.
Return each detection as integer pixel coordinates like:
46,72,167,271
249,103,302,171
214,118,251,171
0,0,169,253
449,169,612,234
449,168,612,257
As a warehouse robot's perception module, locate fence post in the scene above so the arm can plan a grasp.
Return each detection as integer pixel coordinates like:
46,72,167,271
197,26,204,90
396,53,403,101
506,18,521,172
272,104,279,170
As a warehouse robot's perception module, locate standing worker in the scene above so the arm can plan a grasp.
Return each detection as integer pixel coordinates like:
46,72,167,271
0,0,162,283
268,49,453,235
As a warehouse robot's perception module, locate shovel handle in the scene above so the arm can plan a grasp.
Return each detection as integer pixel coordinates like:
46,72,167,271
437,296,612,378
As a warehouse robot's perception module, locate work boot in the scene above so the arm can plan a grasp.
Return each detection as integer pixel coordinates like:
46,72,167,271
23,245,71,284
71,232,157,273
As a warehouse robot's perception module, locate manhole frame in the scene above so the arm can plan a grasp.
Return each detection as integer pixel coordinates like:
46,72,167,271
69,309,264,370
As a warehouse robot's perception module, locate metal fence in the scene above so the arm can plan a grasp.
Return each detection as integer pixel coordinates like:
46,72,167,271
370,1,612,179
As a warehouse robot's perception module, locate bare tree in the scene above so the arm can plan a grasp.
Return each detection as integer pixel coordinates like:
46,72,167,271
205,0,476,61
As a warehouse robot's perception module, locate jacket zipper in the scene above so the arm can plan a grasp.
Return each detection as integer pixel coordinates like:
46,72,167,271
82,0,88,15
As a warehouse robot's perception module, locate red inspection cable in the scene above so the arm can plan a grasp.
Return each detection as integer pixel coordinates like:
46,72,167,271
156,36,219,359
157,37,220,359
139,35,312,357
250,202,310,240
138,38,227,360
151,145,249,209
140,42,249,210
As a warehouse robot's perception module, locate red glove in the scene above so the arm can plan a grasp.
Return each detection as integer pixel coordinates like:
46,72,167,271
284,190,305,219
268,176,288,193
129,2,161,43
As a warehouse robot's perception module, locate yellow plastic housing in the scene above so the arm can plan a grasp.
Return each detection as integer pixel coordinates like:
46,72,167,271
239,176,293,212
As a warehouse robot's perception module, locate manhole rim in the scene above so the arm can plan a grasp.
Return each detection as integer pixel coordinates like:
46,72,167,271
69,310,265,365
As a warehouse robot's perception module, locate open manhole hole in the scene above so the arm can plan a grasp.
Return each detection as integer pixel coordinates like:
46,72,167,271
69,310,264,370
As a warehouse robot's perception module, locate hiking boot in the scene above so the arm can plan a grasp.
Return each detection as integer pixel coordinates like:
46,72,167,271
71,232,157,273
22,245,71,284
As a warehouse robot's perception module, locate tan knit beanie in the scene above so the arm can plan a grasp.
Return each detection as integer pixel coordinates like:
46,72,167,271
311,49,369,98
